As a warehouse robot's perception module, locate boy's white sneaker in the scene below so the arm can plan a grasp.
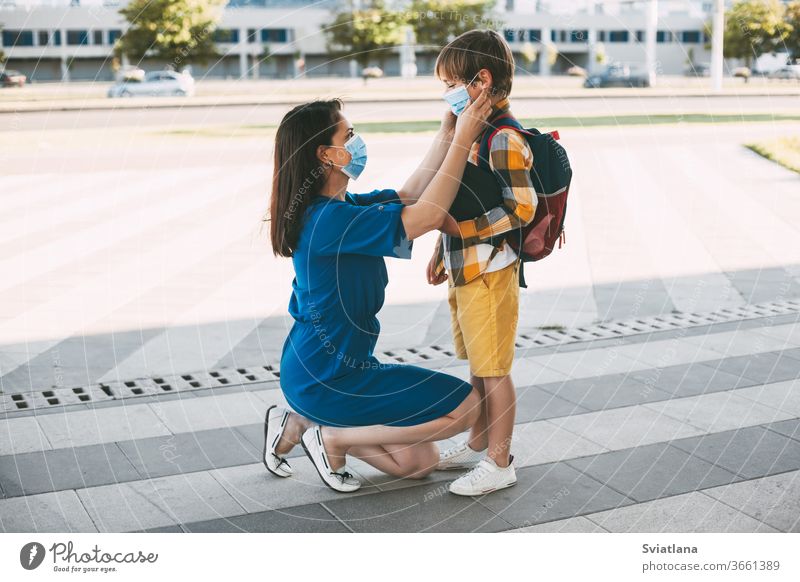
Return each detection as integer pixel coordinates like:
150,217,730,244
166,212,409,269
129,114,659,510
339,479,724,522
448,455,517,496
437,440,487,471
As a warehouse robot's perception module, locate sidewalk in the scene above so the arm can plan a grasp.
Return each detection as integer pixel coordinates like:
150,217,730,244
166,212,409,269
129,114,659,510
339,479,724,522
1,306,799,532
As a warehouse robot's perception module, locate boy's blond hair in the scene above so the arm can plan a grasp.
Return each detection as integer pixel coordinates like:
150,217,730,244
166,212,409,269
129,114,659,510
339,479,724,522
435,29,515,98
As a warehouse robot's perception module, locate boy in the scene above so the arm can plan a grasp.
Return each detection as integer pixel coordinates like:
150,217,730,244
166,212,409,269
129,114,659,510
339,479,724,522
428,29,536,495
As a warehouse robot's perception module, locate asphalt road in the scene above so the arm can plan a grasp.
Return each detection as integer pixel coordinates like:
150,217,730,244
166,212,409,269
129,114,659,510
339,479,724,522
3,94,799,131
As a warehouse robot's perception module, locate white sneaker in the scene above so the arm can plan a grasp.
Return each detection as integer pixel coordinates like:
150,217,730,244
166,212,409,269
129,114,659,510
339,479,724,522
301,426,361,493
437,440,487,471
263,405,294,477
449,455,517,496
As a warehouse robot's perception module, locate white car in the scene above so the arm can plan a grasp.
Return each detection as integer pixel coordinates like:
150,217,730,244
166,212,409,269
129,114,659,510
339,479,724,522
769,66,800,81
108,70,195,98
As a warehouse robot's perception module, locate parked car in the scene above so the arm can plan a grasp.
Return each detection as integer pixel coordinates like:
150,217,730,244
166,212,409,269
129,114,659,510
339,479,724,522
768,66,800,80
0,69,26,87
684,62,710,77
107,70,195,98
566,65,587,77
583,64,649,88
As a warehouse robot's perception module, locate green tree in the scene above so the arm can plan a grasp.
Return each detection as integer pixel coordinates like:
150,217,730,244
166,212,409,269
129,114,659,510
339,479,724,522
326,0,406,69
0,25,6,65
407,0,497,51
722,0,791,67
785,1,800,61
115,0,227,68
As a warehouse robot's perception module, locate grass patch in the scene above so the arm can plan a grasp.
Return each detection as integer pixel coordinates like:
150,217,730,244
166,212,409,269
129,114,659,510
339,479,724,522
745,137,800,174
158,112,800,139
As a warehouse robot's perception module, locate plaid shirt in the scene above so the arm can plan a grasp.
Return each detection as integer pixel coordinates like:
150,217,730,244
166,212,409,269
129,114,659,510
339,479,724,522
434,98,537,286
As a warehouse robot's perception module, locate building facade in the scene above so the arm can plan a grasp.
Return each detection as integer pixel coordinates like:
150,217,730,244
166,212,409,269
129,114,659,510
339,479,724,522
0,0,718,82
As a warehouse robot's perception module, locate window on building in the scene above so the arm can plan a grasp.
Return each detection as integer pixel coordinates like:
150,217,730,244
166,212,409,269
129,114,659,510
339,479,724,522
108,30,122,44
608,30,629,43
527,29,541,42
93,30,103,45
597,30,606,42
2,29,34,47
38,30,50,46
260,29,288,43
66,30,89,46
570,30,588,43
559,30,567,42
53,30,62,46
656,30,670,43
247,29,258,43
504,29,514,43
551,29,558,42
213,28,239,43
681,30,701,43
636,30,645,42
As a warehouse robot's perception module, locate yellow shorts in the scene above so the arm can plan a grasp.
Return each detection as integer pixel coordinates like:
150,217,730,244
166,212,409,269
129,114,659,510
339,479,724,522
447,260,520,378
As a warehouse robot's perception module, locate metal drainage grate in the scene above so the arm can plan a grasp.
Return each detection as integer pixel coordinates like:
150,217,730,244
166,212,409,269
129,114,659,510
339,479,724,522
2,365,280,413
3,298,798,414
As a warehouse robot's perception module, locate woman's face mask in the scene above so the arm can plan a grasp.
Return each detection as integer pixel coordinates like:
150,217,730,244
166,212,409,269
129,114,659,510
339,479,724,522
442,72,481,116
327,134,367,180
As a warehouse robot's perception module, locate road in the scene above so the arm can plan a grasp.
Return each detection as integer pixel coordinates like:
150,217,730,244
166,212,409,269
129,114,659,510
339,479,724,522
2,94,799,131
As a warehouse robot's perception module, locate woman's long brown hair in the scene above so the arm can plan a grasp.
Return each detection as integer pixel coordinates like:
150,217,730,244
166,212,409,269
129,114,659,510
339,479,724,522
270,99,343,257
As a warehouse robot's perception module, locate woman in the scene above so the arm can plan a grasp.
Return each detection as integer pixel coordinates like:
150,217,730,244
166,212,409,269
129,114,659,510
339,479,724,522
265,91,492,492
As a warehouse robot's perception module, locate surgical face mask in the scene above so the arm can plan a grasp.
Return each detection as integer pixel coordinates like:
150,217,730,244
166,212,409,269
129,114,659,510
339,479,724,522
328,134,367,180
442,72,481,116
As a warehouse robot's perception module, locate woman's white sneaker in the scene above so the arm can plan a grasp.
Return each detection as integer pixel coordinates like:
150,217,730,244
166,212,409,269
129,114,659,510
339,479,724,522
300,426,361,493
263,405,294,477
437,440,487,471
448,456,517,496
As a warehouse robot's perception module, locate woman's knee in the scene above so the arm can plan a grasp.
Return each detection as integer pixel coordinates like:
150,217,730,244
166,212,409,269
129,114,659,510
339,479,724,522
397,443,438,479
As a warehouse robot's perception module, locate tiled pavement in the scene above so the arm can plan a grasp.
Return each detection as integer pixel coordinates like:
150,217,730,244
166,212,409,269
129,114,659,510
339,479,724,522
1,313,799,533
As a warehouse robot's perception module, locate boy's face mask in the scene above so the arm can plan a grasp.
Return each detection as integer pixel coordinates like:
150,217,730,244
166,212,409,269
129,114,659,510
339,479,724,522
442,71,482,116
327,134,367,180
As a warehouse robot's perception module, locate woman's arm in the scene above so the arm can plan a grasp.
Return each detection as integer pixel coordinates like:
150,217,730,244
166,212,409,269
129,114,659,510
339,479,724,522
396,110,456,204
401,90,491,241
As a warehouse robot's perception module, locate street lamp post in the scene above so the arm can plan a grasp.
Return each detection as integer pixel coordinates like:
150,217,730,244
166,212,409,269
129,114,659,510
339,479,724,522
645,0,658,87
711,0,724,91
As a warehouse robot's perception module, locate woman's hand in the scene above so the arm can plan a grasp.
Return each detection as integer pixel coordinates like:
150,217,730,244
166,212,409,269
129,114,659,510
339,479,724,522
439,108,457,139
439,213,462,237
426,248,448,285
453,88,492,145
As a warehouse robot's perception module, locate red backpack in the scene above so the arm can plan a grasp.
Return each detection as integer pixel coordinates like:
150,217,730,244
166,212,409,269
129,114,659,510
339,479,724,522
477,114,572,264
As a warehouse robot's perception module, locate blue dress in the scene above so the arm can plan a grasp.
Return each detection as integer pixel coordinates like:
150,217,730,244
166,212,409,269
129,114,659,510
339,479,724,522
279,189,472,427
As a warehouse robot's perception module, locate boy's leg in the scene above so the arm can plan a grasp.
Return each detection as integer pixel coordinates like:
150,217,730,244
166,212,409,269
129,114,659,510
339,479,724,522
466,374,489,451
480,374,516,467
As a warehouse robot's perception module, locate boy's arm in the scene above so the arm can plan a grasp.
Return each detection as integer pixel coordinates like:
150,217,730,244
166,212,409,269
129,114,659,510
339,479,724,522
454,128,537,245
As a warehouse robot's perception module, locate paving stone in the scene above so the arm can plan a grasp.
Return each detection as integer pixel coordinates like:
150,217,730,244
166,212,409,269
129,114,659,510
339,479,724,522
182,502,349,533
645,391,791,433
138,524,184,533
514,385,591,422
505,516,608,533
734,379,800,417
148,391,273,434
611,339,722,368
76,471,244,532
671,426,800,479
700,351,800,385
702,470,800,532
37,404,171,449
209,458,381,513
549,405,704,451
510,421,609,467
755,323,800,348
324,479,513,532
0,443,141,497
631,362,751,399
0,490,97,532
533,349,647,380
538,373,671,410
765,418,800,441
117,427,260,479
567,442,739,502
476,461,633,528
682,330,791,358
0,416,52,455
587,491,779,532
